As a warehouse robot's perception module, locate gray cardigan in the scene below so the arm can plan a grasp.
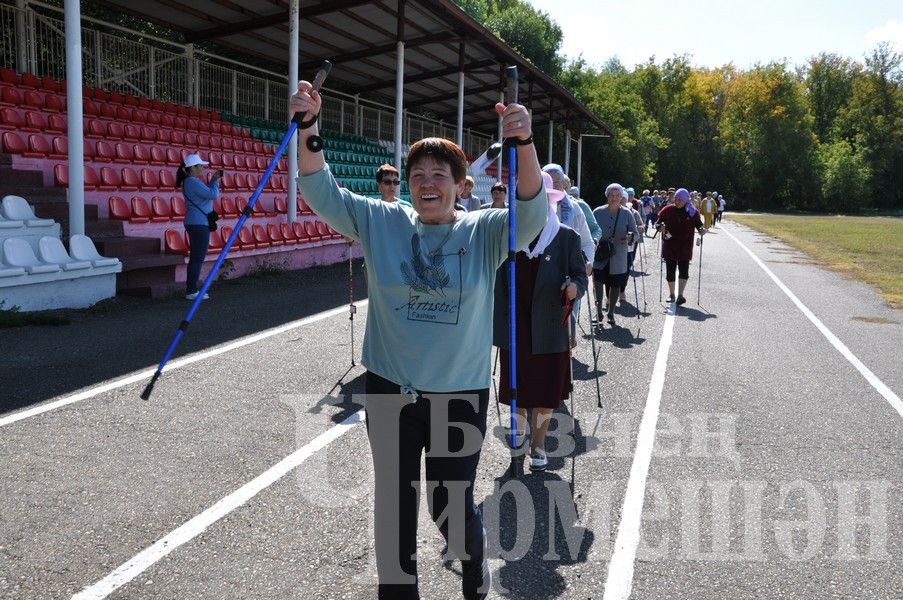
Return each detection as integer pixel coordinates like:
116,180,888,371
592,205,639,275
493,225,588,355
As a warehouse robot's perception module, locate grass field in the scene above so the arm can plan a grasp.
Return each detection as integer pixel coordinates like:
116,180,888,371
728,214,903,308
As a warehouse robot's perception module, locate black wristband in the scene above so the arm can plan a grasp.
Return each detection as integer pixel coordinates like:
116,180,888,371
295,113,318,130
503,135,533,149
306,134,324,153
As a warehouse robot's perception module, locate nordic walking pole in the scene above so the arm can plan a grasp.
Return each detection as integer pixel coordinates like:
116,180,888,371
697,233,704,305
585,281,603,408
504,65,521,478
141,61,332,400
638,238,648,313
632,264,640,319
348,240,356,366
492,347,502,429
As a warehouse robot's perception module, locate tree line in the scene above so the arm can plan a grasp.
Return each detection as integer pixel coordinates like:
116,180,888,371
457,0,903,212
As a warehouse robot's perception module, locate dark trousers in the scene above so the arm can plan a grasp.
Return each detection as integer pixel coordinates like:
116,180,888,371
184,224,211,294
665,258,690,282
365,371,489,600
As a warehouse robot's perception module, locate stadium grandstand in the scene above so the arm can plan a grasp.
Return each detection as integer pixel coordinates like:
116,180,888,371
0,0,610,309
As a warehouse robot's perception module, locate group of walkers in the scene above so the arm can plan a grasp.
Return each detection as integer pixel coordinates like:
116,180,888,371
206,80,718,600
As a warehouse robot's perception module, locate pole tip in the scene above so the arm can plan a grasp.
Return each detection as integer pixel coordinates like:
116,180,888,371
140,371,162,401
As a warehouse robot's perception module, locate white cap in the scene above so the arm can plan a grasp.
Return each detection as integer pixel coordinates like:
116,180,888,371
183,153,209,168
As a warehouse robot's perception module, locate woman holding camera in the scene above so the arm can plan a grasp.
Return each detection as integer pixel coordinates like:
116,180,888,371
176,153,222,300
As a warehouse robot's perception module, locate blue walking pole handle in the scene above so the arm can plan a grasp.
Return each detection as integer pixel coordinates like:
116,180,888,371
505,65,519,451
141,61,332,400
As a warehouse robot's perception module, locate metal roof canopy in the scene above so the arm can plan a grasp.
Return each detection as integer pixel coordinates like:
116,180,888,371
90,0,612,137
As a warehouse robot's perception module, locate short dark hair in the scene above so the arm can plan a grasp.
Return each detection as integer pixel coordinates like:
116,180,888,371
491,182,507,193
405,138,467,183
375,163,398,183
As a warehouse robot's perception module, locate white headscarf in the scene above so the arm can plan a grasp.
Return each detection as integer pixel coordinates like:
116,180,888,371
523,172,562,259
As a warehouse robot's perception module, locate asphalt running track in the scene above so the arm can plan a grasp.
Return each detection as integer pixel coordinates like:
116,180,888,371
1,220,900,599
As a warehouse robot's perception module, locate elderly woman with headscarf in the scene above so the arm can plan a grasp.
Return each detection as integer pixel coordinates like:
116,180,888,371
656,187,706,305
592,183,639,325
493,172,587,474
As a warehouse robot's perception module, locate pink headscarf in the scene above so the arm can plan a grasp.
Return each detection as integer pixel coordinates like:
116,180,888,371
675,188,698,217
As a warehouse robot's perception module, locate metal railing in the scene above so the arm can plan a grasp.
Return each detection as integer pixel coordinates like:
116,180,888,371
0,1,493,157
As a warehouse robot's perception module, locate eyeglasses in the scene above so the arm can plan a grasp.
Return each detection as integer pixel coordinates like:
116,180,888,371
380,179,400,186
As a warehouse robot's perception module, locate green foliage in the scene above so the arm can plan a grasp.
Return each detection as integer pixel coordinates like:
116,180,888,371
817,140,872,212
484,2,564,77
455,0,489,22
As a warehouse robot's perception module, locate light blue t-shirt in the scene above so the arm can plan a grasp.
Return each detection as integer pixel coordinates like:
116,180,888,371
298,167,547,392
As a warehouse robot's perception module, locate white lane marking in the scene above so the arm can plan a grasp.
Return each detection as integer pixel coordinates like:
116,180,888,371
724,227,903,419
71,409,365,600
0,301,368,428
603,302,676,600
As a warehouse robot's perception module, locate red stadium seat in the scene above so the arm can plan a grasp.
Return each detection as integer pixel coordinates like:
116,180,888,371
240,128,250,139
23,134,51,158
208,229,224,250
146,111,161,126
46,113,66,134
86,119,106,138
186,118,199,131
174,116,187,129
222,197,238,217
0,68,18,85
131,111,147,126
22,110,44,132
151,196,173,221
171,196,186,217
198,120,211,133
241,139,253,153
0,107,23,130
113,142,132,163
116,106,131,121
133,144,150,164
210,121,222,135
131,196,156,221
124,94,139,107
252,224,269,247
208,152,223,168
220,137,233,152
20,72,40,89
139,168,160,190
209,135,221,149
44,93,64,113
221,173,235,189
164,102,179,115
53,163,69,187
185,132,198,147
220,225,236,249
107,121,124,140
255,156,268,171
149,146,167,166
120,167,140,191
222,154,235,169
253,141,264,154
83,165,100,190
100,104,117,120
49,135,67,159
95,140,115,162
108,196,132,220
165,147,182,166
160,113,175,128
267,223,285,246
315,221,330,239
108,90,124,104
164,229,188,255
151,98,165,112
99,166,121,191
159,170,176,191
1,131,25,154
22,89,43,110
304,221,320,241
82,138,95,161
275,197,287,214
40,76,58,93
238,226,257,249
139,126,155,142
251,199,266,217
0,87,21,107
198,108,210,120
138,97,151,110
93,88,110,102
187,106,199,119
170,130,185,145
123,124,141,142
155,129,171,145
82,99,100,118
280,222,298,244
292,221,307,242
234,196,248,215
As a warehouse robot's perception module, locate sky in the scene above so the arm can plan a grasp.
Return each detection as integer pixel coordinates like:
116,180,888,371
526,0,903,70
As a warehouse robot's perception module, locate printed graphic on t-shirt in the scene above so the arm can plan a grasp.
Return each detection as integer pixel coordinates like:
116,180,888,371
398,233,462,324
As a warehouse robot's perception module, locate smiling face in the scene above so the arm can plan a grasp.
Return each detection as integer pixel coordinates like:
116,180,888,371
408,156,463,224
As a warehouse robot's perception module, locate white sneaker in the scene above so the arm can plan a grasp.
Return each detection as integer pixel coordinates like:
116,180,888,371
185,292,210,300
529,448,548,471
